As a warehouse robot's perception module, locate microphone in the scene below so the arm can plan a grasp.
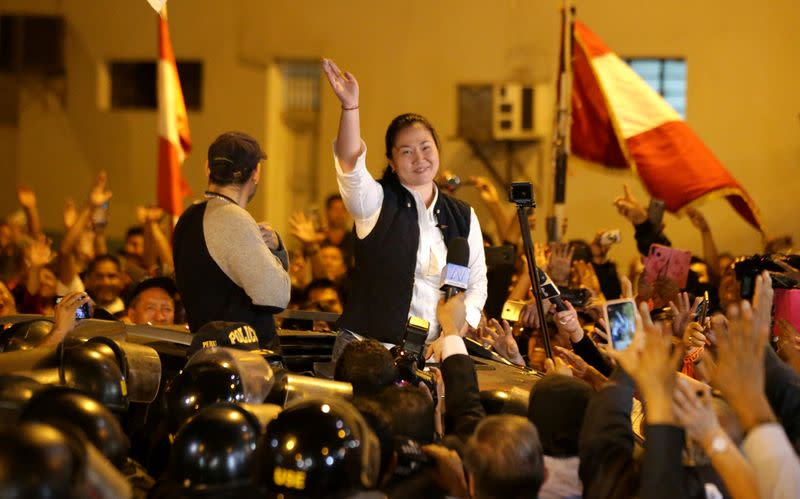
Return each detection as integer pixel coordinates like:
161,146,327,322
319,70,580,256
439,237,470,300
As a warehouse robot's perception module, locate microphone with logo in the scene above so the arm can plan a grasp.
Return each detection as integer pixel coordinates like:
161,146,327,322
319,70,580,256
439,237,470,299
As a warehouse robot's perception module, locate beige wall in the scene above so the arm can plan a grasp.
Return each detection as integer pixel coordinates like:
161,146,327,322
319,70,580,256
1,0,798,268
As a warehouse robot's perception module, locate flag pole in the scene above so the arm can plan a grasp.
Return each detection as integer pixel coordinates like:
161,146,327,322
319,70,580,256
547,0,575,243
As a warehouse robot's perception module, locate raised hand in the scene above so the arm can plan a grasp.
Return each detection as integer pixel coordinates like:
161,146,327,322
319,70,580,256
621,275,634,299
554,345,589,378
555,345,608,389
591,319,612,352
533,243,548,270
685,207,710,233
322,59,359,109
751,271,774,335
479,318,524,366
17,186,37,209
711,293,776,432
469,176,500,204
288,212,324,245
547,242,574,286
47,291,93,346
670,291,703,339
88,170,113,209
613,184,647,225
672,378,722,447
572,260,603,298
552,300,584,343
24,234,55,269
517,301,541,330
544,355,573,376
145,206,165,223
135,206,148,224
608,302,683,423
682,321,707,352
63,198,78,228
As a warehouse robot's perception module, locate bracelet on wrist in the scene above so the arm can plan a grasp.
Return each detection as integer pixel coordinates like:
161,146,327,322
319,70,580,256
342,104,359,111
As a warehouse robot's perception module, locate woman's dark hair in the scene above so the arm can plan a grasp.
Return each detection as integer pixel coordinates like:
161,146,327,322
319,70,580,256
382,113,440,179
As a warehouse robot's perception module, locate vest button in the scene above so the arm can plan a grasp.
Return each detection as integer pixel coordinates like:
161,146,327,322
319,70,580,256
407,202,411,208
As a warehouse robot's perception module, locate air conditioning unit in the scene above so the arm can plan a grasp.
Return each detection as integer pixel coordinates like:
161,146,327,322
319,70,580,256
457,83,553,141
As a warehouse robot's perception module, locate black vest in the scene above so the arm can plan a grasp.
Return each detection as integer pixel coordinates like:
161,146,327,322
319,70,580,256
173,201,280,348
337,175,471,344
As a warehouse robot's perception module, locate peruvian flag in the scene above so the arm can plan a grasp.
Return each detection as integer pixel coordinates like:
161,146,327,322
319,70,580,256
157,9,191,217
568,21,764,232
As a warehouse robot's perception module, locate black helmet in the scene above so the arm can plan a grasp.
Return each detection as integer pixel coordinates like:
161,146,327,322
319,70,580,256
155,403,263,498
163,361,246,435
60,339,128,412
20,386,130,469
0,374,45,428
258,398,380,498
163,347,274,436
0,422,86,498
0,319,54,352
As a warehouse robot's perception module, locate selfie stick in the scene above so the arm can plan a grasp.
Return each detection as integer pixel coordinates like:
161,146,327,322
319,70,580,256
511,183,553,360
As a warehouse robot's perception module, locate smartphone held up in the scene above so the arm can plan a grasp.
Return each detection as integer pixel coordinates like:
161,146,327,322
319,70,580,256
603,298,637,350
56,295,92,320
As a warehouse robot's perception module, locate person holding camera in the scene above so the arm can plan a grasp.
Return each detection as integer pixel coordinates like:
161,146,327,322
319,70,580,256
322,59,487,357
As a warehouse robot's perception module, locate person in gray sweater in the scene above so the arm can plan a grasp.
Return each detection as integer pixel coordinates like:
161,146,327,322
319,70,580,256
173,131,290,350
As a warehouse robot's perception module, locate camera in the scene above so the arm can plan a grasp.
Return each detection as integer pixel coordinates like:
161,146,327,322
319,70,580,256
391,317,437,398
534,268,568,311
509,182,535,207
435,171,463,193
599,229,621,247
55,296,91,320
734,254,798,299
559,287,592,308
393,437,433,477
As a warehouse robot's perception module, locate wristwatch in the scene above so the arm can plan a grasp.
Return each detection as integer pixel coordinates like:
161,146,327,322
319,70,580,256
706,434,729,456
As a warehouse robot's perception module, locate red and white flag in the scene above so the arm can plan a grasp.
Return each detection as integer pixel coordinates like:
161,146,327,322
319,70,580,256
568,21,764,232
157,9,191,217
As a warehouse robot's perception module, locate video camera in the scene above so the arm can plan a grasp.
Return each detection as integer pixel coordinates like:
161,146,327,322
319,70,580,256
734,254,798,299
390,317,437,399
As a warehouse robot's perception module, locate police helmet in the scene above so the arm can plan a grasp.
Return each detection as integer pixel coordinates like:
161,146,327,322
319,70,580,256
0,319,55,352
258,398,380,498
157,403,263,497
20,386,130,469
0,422,86,498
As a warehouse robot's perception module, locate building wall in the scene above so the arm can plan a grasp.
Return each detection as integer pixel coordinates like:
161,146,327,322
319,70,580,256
0,0,797,269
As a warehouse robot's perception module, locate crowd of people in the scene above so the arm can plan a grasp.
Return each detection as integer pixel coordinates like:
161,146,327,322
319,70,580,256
0,59,799,499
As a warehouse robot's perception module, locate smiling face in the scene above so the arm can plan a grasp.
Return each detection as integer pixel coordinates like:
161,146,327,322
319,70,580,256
86,260,123,306
127,287,175,326
388,124,440,190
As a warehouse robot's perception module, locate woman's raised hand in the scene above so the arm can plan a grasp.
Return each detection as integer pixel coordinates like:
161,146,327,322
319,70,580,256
322,59,359,109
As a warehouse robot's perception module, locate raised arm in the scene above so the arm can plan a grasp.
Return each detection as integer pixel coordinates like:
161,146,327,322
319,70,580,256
322,59,362,172
24,235,55,296
17,186,42,238
58,173,112,284
686,207,721,285
468,176,511,242
142,207,174,272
